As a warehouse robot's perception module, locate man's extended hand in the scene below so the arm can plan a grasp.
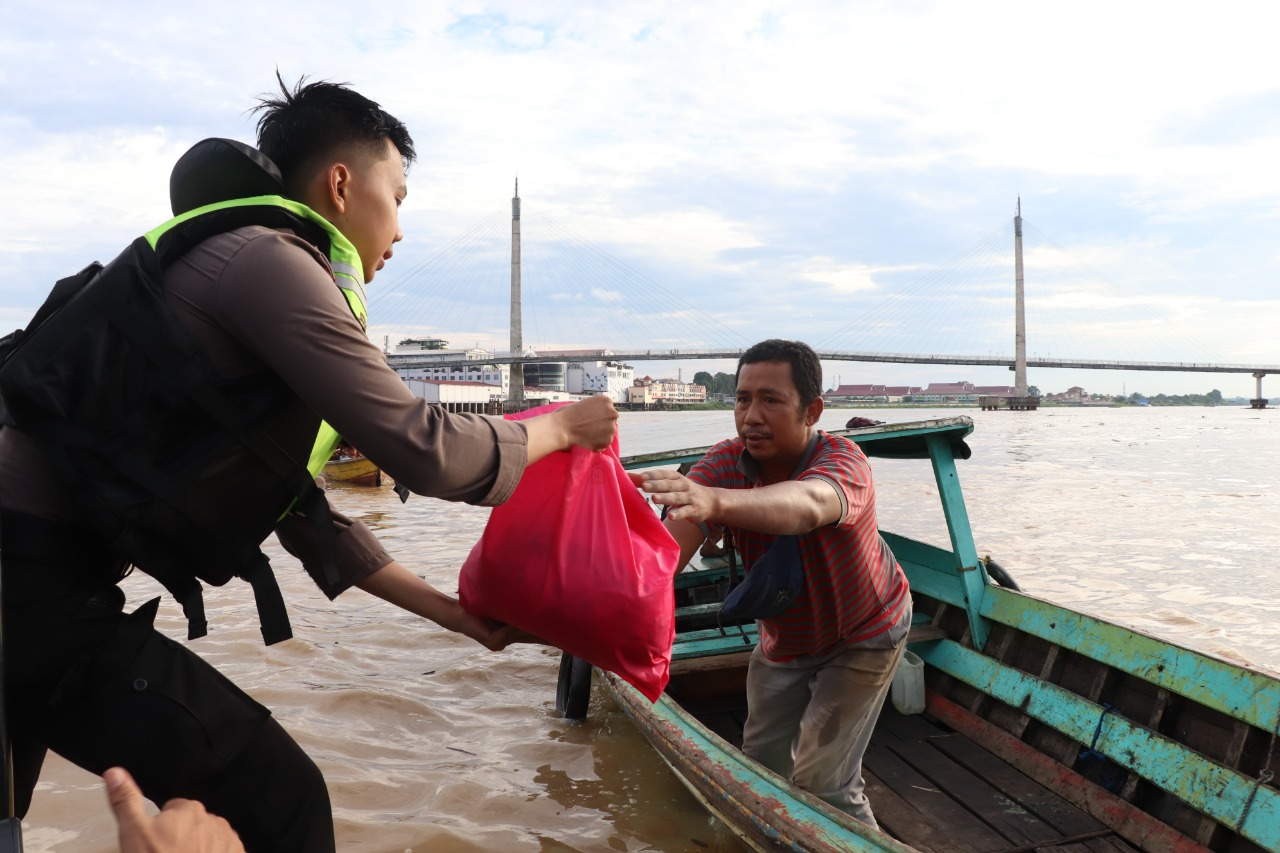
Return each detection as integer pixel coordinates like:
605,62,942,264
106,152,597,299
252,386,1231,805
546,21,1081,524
106,767,244,853
552,394,618,451
523,395,619,465
486,623,553,648
630,469,720,523
451,606,550,650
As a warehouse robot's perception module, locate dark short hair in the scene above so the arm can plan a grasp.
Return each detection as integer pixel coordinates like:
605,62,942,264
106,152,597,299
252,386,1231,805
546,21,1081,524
737,340,823,408
253,71,416,197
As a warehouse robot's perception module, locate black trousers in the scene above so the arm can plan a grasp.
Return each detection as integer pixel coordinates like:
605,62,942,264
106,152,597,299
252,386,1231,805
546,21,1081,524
1,512,335,852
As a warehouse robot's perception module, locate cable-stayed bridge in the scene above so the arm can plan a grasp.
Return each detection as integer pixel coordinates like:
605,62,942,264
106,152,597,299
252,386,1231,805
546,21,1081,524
371,188,1279,404
397,347,1280,375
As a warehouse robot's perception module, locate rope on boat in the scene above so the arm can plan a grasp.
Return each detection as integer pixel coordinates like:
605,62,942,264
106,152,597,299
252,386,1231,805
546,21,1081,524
714,529,741,637
1075,702,1128,793
1237,713,1280,833
1078,702,1115,763
1239,769,1274,835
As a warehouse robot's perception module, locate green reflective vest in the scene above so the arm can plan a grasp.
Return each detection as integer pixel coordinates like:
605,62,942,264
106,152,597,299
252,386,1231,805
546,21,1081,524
0,196,369,644
147,194,368,485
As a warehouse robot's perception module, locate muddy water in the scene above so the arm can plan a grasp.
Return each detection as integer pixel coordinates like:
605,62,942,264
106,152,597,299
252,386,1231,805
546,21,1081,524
21,406,1280,851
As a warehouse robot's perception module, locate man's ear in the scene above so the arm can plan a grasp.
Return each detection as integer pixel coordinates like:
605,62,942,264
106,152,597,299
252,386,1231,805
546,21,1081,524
804,396,824,426
324,163,352,214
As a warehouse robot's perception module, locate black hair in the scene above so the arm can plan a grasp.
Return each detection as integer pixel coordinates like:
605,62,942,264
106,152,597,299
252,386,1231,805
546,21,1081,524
737,339,823,408
252,71,416,197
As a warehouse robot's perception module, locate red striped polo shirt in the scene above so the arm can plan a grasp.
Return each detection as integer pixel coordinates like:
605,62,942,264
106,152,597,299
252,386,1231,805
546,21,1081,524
689,431,909,661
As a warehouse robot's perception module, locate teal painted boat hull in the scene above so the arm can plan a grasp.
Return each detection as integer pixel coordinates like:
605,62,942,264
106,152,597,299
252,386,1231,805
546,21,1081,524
596,417,1280,853
603,670,914,853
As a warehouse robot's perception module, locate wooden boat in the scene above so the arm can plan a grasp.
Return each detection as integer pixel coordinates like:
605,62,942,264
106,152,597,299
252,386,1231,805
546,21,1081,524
322,453,382,487
557,416,1279,853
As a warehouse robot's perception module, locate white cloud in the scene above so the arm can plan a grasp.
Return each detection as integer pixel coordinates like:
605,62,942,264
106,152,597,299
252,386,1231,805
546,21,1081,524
795,260,882,295
545,207,764,269
4,0,1280,393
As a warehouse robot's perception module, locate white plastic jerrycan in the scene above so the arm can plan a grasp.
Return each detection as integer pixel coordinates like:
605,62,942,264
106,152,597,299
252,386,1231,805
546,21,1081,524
890,650,926,715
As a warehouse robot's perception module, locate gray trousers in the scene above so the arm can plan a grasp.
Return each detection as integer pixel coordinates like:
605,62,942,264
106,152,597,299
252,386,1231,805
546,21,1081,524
741,608,909,827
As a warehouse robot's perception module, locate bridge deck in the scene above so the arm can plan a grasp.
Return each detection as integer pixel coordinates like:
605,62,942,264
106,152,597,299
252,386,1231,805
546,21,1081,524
390,347,1280,375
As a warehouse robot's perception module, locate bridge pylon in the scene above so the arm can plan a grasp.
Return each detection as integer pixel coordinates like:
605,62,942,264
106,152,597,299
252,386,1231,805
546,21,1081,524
507,178,525,411
1014,197,1028,397
988,199,1040,412
1251,371,1269,409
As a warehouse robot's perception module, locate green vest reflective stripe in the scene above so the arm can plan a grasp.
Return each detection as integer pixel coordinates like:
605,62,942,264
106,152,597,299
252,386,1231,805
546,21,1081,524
309,422,343,479
0,184,365,645
146,194,366,322
145,195,368,488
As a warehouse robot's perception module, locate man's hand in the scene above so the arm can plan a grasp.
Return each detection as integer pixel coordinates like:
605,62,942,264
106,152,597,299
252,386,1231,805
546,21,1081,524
630,469,719,524
524,395,619,464
551,395,619,451
106,767,244,853
447,607,512,650
487,623,553,648
448,606,548,650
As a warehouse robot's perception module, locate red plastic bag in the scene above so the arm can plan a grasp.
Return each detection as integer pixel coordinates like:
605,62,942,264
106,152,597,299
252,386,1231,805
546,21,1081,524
458,403,680,701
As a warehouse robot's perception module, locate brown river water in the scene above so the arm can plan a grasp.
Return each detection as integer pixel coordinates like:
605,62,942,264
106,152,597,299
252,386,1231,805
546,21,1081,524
21,406,1280,851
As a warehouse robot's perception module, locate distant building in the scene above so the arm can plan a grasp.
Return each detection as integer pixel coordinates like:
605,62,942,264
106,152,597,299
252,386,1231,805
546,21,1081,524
1043,386,1093,405
391,337,451,353
627,376,707,407
567,359,635,400
827,384,921,403
519,386,583,407
1062,386,1086,402
826,381,1032,403
522,362,567,391
386,338,633,403
389,338,510,401
913,381,980,403
904,381,1020,403
404,379,499,413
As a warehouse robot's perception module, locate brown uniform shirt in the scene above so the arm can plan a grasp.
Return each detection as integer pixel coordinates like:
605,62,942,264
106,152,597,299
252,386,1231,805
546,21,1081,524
0,226,528,598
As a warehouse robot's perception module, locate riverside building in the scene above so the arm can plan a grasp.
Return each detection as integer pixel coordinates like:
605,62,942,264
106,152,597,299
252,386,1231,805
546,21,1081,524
384,338,634,404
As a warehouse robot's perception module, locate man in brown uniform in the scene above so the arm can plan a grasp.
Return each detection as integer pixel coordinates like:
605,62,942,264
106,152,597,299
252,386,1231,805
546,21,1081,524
0,77,617,851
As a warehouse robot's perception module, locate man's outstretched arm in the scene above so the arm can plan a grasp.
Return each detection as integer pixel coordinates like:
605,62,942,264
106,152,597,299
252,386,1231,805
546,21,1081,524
356,560,535,650
632,469,842,536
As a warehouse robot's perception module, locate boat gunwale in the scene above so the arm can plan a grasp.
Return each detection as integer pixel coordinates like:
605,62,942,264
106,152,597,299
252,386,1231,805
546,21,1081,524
602,669,915,853
623,413,1280,850
916,633,1280,849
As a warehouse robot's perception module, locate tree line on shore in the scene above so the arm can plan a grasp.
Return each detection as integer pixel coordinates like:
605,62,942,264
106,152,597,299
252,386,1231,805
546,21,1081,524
1115,390,1227,406
1039,388,1231,406
693,371,737,397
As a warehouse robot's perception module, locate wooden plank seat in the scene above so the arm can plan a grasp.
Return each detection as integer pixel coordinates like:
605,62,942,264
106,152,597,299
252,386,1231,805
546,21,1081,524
663,599,1140,852
670,685,1144,853
869,706,1142,853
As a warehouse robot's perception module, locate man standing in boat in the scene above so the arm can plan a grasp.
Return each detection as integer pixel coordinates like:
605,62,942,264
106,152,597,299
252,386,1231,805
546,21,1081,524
0,75,618,851
634,339,911,828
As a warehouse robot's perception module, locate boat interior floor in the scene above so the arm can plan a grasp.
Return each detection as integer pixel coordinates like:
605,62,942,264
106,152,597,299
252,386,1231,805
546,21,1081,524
692,700,1141,853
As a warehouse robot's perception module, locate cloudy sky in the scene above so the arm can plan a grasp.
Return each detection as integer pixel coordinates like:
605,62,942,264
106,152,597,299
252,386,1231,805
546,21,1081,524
3,0,1278,396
